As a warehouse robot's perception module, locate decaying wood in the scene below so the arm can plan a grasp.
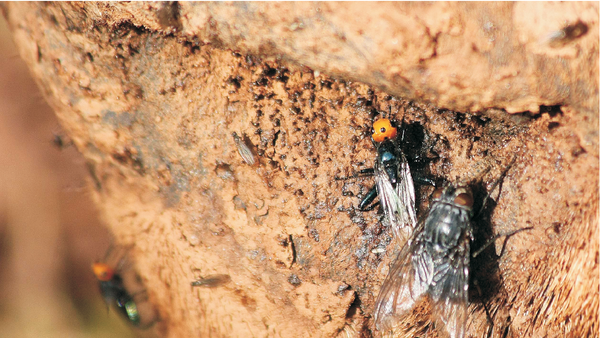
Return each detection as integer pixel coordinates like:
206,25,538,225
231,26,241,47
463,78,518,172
2,2,597,337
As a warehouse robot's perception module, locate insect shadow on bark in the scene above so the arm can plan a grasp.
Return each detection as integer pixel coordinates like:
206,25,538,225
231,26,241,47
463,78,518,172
468,176,518,336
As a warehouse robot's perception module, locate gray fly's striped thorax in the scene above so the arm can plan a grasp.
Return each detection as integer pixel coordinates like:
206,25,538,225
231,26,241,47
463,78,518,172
423,201,472,252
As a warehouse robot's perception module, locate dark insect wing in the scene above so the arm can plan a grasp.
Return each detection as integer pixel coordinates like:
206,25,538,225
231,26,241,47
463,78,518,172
373,155,417,242
374,221,431,333
98,277,125,304
431,229,470,338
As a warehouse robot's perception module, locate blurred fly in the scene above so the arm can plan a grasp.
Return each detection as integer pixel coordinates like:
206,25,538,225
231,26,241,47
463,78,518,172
374,164,531,338
92,248,157,328
93,262,143,326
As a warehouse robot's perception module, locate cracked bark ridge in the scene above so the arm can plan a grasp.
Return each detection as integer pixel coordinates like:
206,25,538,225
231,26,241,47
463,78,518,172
44,2,598,149
3,2,598,338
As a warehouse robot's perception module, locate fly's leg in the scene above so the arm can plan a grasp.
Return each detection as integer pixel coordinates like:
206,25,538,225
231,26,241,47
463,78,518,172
413,173,436,187
473,279,495,338
472,226,533,259
358,184,379,211
478,156,518,216
335,168,379,211
334,168,375,181
356,168,375,176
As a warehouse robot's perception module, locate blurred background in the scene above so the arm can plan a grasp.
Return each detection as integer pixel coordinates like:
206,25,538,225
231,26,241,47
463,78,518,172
0,15,136,338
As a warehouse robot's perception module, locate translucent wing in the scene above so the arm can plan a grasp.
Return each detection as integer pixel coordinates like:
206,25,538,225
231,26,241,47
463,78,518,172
431,239,470,338
373,222,432,333
374,159,416,242
396,161,417,227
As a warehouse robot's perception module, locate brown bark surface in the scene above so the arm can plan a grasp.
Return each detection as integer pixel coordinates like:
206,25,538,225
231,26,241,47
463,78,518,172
2,2,598,338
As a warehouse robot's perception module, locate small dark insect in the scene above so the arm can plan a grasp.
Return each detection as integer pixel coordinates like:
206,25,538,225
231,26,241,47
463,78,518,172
191,274,232,288
52,132,72,150
232,132,257,166
92,253,156,328
545,20,589,48
374,169,531,338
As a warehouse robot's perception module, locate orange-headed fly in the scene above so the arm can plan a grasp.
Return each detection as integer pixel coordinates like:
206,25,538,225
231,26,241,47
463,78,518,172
92,252,156,328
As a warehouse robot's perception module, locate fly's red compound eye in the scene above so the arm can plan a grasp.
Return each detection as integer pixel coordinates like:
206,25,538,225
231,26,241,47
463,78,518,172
454,192,474,208
432,188,444,200
372,119,397,143
92,262,115,281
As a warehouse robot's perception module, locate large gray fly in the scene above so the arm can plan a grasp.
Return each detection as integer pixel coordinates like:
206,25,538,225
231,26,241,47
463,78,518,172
374,184,473,338
373,159,532,338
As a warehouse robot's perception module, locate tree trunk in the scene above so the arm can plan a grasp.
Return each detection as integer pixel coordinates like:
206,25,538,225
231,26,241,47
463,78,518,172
2,2,597,337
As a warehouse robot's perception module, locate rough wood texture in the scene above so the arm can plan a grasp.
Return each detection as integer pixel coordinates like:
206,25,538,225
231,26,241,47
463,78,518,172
3,2,598,337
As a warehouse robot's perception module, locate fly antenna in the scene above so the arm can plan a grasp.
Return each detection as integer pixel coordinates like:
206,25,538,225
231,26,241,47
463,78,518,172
479,155,518,214
102,243,115,262
398,107,408,143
